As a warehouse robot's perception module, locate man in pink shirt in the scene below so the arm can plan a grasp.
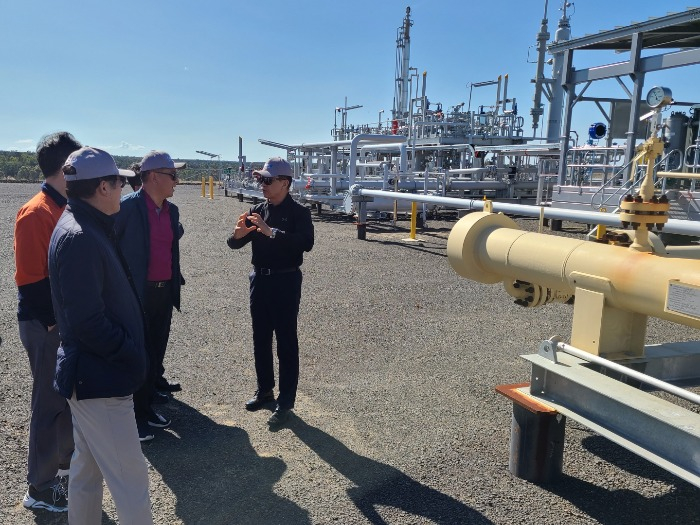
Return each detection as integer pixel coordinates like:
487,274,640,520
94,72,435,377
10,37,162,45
114,151,186,441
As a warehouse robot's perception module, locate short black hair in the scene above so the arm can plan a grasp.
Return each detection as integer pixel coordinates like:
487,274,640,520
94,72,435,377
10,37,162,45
128,162,142,191
66,176,120,200
36,132,82,178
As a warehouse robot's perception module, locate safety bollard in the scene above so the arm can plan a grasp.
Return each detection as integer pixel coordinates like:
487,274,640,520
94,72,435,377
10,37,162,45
209,176,214,200
201,177,205,198
410,201,417,239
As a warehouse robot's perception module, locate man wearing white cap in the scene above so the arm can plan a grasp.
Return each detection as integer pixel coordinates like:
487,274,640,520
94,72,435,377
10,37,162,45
227,157,314,426
48,147,153,524
115,150,186,441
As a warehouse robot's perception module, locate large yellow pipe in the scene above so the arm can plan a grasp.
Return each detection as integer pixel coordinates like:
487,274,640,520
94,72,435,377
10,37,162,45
447,212,700,329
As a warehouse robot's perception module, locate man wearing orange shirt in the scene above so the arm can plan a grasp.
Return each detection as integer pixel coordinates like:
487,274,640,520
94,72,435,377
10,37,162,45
14,131,82,512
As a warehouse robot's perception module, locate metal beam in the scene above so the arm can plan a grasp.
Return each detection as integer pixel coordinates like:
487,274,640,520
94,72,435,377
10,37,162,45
523,351,700,488
548,9,700,53
571,48,700,84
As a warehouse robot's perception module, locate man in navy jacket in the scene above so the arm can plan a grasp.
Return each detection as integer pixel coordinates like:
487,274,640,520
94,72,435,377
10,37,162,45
115,150,185,440
49,147,152,524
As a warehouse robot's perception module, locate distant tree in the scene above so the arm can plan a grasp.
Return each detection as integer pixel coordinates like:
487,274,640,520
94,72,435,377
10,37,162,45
17,165,41,181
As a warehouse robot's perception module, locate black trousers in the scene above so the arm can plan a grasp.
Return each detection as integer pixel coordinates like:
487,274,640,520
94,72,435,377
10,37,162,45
134,283,174,423
249,269,302,409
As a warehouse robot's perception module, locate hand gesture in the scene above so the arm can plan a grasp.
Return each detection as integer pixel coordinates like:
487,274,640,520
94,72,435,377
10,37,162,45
246,213,273,237
232,212,257,239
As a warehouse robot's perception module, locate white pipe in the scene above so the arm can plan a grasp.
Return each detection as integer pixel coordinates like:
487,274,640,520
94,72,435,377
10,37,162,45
349,134,408,186
352,187,700,237
557,342,700,406
400,144,407,174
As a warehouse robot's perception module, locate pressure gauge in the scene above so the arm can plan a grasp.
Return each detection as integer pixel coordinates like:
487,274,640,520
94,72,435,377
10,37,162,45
646,86,673,108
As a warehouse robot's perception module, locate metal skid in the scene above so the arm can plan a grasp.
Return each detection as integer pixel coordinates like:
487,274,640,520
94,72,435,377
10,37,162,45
515,339,700,487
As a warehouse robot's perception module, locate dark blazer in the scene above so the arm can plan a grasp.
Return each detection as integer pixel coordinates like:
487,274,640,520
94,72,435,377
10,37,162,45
49,198,148,399
114,189,184,310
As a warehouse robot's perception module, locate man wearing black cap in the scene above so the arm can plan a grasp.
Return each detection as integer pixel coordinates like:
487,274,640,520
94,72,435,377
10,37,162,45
227,157,314,426
115,150,186,441
48,147,152,524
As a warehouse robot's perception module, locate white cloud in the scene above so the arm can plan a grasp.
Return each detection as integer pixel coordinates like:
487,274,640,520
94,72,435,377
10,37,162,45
15,139,34,146
102,141,147,152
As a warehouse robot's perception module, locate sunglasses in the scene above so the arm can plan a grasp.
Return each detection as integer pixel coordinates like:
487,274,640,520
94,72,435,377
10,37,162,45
103,175,127,188
258,176,281,185
154,171,178,181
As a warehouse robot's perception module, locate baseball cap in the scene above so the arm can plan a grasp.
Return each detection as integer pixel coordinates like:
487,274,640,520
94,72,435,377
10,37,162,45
253,157,293,179
140,150,186,171
63,147,135,181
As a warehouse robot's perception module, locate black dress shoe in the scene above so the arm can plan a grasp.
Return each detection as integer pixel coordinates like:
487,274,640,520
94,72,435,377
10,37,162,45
268,407,292,426
155,378,181,393
151,391,170,405
245,390,275,411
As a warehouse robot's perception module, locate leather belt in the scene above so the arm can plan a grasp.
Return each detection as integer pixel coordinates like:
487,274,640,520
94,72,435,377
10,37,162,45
147,280,171,288
254,267,299,276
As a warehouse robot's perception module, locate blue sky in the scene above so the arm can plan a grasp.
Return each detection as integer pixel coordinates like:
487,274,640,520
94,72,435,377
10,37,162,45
1,1,697,163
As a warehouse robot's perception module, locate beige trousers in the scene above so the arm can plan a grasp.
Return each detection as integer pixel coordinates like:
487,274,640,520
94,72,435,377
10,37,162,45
67,393,153,525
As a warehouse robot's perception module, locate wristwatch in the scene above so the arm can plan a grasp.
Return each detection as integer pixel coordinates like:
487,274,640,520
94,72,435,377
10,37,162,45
270,228,279,239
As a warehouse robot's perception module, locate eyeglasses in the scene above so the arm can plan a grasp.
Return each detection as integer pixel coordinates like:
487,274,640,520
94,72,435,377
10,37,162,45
154,171,178,181
258,176,280,186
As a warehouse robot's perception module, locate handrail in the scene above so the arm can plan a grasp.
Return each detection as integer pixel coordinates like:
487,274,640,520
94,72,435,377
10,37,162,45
557,341,700,406
588,155,641,210
590,149,680,211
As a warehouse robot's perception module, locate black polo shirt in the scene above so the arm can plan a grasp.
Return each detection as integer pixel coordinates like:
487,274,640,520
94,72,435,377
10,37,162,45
227,194,314,269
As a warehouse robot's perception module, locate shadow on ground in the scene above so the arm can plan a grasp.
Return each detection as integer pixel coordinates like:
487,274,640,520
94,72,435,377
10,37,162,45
543,435,700,525
287,415,493,525
144,399,310,525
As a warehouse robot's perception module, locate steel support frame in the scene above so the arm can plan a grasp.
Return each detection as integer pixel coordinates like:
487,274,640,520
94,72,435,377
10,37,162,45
522,350,700,487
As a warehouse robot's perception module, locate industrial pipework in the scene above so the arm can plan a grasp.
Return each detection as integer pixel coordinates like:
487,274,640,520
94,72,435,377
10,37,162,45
446,132,700,487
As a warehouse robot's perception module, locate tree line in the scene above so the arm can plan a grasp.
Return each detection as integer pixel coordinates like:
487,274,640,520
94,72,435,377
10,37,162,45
0,150,263,182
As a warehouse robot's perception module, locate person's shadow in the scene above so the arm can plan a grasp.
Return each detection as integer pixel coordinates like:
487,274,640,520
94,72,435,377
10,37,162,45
287,415,493,525
543,435,700,525
143,399,310,525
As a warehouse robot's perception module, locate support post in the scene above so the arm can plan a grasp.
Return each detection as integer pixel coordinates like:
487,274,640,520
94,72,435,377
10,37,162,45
496,383,565,484
209,176,214,200
357,200,368,240
201,177,206,198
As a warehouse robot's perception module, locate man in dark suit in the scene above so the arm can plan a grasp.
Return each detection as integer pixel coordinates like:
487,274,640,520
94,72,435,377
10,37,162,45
115,150,186,441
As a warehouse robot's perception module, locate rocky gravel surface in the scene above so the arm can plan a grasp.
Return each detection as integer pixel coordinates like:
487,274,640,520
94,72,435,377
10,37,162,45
1,182,699,524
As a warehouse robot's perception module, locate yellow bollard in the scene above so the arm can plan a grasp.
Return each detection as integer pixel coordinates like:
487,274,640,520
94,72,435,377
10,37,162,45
410,201,417,239
209,176,214,200
595,207,607,240
201,177,205,198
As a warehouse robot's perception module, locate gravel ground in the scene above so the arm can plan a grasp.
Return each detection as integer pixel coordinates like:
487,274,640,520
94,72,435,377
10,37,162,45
1,182,699,525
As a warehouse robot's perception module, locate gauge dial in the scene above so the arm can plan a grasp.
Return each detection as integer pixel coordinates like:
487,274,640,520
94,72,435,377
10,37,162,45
646,86,673,108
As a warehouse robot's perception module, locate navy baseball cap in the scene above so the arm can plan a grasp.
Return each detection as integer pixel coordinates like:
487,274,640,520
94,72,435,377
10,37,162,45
63,147,135,181
253,157,293,178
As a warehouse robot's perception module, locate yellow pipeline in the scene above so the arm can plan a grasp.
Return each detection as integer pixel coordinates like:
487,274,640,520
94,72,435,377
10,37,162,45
447,212,700,331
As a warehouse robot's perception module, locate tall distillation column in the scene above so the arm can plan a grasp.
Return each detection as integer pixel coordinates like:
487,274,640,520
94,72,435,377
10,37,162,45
530,1,550,135
545,1,571,144
392,7,413,124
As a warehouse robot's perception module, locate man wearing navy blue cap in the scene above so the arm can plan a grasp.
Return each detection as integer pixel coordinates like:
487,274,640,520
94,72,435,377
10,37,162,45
227,157,314,426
